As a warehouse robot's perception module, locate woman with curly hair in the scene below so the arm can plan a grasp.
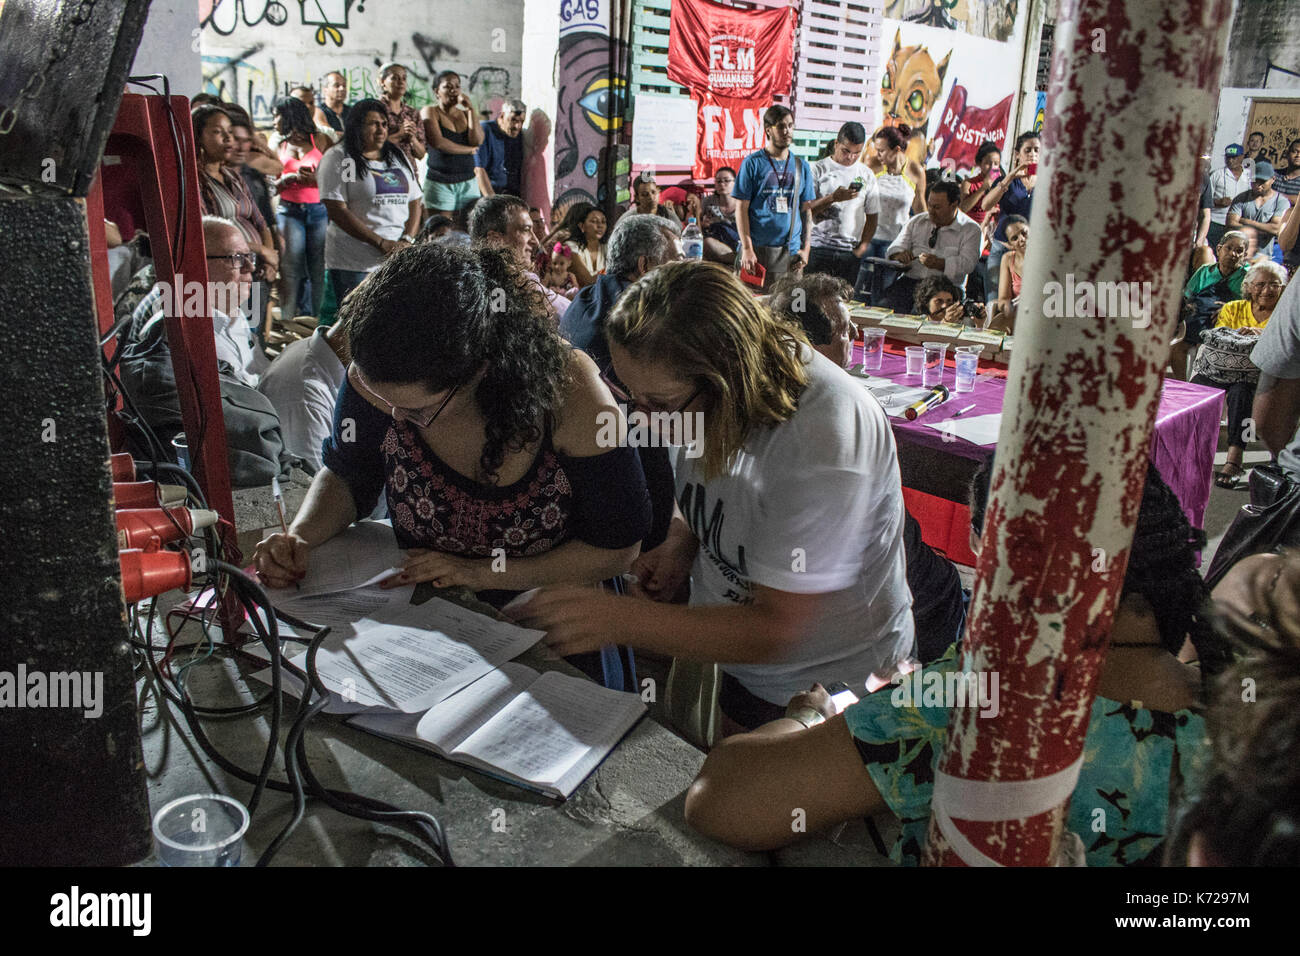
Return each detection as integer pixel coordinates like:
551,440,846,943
252,242,651,606
682,458,1231,866
511,261,915,733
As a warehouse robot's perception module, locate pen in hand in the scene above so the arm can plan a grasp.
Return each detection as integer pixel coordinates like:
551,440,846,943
272,477,300,590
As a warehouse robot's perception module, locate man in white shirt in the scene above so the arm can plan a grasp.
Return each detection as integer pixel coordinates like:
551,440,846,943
258,321,349,472
1208,143,1252,248
884,180,981,313
467,194,569,319
806,121,880,286
203,216,270,385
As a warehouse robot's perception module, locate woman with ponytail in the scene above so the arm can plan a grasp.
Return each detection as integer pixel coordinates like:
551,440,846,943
679,458,1231,866
510,262,916,734
252,242,651,609
857,125,923,301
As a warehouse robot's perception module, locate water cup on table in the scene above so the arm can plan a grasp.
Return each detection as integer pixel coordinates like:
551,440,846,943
954,346,981,393
153,794,249,866
904,346,926,377
861,328,887,370
922,342,948,388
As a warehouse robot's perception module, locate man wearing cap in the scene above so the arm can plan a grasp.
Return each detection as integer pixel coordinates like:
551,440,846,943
474,100,527,198
1207,144,1253,247
1227,161,1290,257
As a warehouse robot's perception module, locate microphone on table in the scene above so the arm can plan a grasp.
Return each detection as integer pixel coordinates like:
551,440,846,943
904,384,950,421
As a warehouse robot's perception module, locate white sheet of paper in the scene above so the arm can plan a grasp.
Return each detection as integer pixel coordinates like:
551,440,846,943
849,372,935,417
296,597,543,713
931,412,1002,446
291,520,404,598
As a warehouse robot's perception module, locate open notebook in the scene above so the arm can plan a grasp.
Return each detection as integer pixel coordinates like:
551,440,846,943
349,661,646,799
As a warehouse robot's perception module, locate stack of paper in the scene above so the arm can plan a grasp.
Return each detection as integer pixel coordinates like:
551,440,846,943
879,314,924,331
957,328,1004,347
916,321,963,338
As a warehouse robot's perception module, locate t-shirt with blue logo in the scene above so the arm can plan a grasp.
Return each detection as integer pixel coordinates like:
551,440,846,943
733,149,816,254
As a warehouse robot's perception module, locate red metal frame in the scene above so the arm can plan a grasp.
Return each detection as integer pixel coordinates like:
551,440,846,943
94,92,243,638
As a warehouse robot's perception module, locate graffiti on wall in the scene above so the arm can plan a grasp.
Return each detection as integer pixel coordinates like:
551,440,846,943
883,0,1019,43
201,1,520,124
554,0,627,210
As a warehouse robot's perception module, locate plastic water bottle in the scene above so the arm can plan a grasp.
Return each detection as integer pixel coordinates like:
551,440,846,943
683,217,703,261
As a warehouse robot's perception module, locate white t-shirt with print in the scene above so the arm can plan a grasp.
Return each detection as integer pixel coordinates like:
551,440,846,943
873,172,917,243
673,346,915,704
318,147,420,272
810,158,881,251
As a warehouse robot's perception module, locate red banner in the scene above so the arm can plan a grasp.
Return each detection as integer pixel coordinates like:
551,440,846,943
693,92,768,179
933,83,1014,175
668,0,795,99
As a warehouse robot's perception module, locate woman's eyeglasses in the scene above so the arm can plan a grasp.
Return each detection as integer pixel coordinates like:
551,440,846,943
349,364,461,428
600,363,701,416
206,252,260,272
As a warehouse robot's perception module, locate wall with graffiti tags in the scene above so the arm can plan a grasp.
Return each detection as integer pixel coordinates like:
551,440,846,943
200,0,524,124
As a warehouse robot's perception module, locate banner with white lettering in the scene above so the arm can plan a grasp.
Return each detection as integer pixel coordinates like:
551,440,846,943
932,83,1014,175
667,0,794,177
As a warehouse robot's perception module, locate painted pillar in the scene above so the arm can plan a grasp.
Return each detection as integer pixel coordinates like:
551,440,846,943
922,0,1234,867
553,0,631,219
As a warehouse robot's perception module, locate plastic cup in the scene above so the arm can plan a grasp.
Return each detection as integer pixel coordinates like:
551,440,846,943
153,794,249,867
904,346,926,377
861,328,887,370
955,349,979,393
922,341,948,388
171,432,190,472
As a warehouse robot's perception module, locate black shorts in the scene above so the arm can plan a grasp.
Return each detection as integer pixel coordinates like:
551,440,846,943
717,671,787,730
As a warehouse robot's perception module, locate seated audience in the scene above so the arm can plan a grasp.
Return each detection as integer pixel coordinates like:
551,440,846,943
417,214,455,243
253,242,650,609
701,167,741,263
1227,162,1288,258
468,194,569,320
539,244,579,300
559,212,682,370
317,98,422,304
1173,230,1249,380
993,213,1028,329
1169,549,1300,866
632,174,682,226
1192,262,1287,488
683,459,1229,865
511,262,916,734
257,319,350,474
559,202,608,287
884,179,981,313
1251,271,1300,486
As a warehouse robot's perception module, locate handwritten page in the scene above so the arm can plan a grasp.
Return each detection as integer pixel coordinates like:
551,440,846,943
295,598,543,713
292,521,405,598
850,372,935,418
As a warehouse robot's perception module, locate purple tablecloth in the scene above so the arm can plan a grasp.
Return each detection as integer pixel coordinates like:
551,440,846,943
852,348,1225,531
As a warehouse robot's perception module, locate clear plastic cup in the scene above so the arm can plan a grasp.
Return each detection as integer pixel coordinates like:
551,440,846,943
153,794,249,866
861,328,887,370
955,349,979,393
904,346,926,377
171,432,190,472
922,342,948,388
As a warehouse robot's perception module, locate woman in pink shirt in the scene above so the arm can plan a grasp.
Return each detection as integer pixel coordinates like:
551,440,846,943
273,96,327,320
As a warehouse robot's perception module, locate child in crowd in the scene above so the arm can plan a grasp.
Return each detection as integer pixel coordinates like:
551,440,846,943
539,243,579,300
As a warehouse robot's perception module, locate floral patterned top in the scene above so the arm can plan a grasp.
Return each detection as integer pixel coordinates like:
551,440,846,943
321,375,652,599
844,643,1208,867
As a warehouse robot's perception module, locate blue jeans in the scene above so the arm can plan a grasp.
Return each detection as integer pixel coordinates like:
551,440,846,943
327,268,370,309
278,201,327,320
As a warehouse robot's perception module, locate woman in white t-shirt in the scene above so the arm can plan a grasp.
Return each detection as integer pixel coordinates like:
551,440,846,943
856,126,919,302
510,261,915,734
317,98,423,304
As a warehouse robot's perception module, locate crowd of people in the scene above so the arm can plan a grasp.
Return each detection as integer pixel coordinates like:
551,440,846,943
99,76,1300,866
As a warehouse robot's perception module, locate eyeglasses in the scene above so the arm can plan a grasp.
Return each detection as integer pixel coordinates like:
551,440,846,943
1256,281,1284,290
349,364,461,428
206,252,259,272
600,362,701,416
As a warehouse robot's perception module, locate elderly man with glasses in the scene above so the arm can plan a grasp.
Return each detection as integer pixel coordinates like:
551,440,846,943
201,216,271,385
474,99,528,199
882,179,982,314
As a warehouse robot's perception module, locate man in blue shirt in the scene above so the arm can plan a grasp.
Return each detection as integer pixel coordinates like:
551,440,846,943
733,105,816,292
474,100,527,198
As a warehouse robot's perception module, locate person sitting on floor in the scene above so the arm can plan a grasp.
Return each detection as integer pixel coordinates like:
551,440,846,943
683,458,1230,866
1172,230,1250,381
468,194,570,321
257,317,350,474
912,273,987,328
1192,261,1287,489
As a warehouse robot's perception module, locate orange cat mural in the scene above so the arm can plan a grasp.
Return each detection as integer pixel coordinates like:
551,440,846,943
877,28,950,169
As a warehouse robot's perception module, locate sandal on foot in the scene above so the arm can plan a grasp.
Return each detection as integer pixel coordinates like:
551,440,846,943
1215,464,1243,489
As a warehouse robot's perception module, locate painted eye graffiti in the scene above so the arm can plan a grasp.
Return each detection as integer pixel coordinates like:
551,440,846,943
908,90,925,115
577,77,627,133
881,70,892,91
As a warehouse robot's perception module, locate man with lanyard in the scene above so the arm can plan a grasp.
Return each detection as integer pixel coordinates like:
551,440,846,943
734,105,815,293
1208,143,1252,247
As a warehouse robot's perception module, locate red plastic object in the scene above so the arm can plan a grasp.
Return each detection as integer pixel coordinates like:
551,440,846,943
116,507,200,549
119,548,192,603
113,480,186,509
109,452,136,482
739,261,766,288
